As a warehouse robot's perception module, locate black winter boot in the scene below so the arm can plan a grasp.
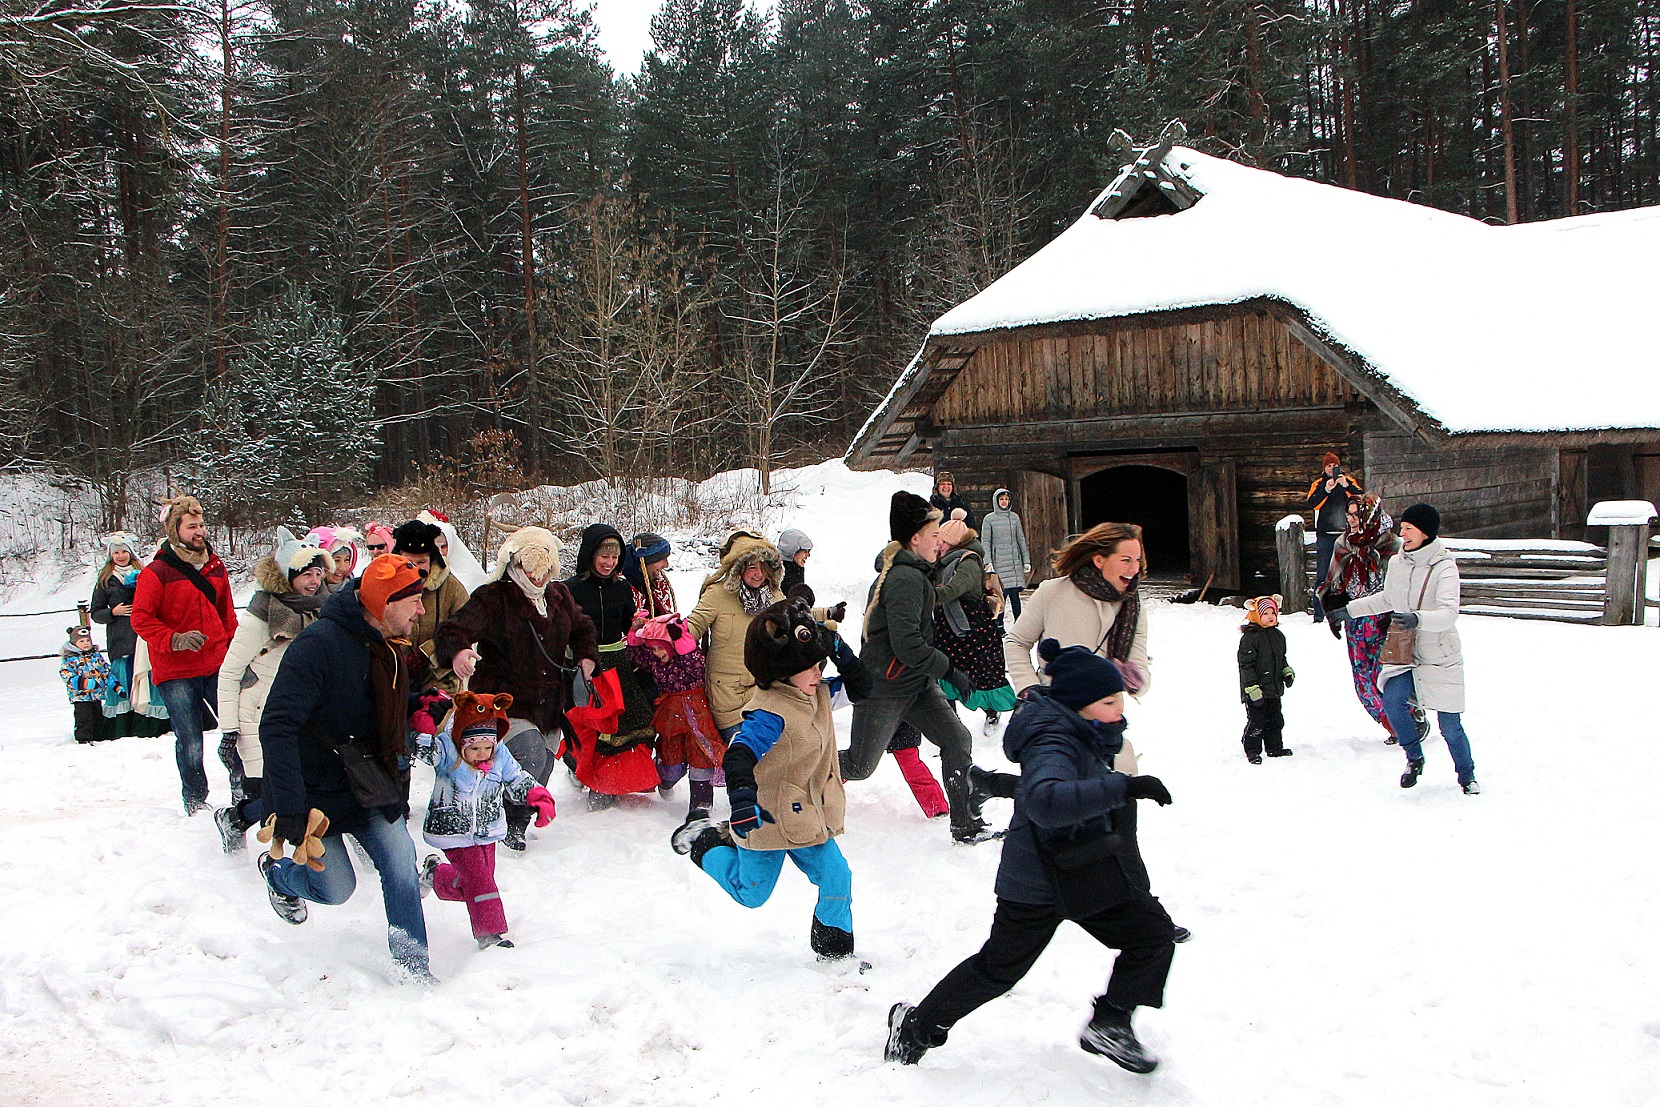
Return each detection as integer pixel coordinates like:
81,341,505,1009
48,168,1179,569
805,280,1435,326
810,915,855,961
503,806,531,851
1400,757,1426,788
1079,1000,1159,1073
685,824,733,869
671,809,716,855
884,1002,936,1065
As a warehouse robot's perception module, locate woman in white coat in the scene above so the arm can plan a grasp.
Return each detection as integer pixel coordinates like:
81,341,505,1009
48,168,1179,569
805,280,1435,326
1338,503,1479,794
212,541,334,851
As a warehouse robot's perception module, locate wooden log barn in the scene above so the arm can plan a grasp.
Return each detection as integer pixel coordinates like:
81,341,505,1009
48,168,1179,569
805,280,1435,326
845,128,1660,594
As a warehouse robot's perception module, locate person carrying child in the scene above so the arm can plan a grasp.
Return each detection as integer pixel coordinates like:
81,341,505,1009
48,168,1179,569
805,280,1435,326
1238,594,1295,763
627,613,726,819
884,639,1176,1073
60,625,112,744
671,596,869,962
416,691,556,950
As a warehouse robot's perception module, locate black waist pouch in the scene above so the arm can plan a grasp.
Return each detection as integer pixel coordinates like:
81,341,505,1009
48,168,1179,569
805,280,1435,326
1037,829,1133,919
334,739,407,809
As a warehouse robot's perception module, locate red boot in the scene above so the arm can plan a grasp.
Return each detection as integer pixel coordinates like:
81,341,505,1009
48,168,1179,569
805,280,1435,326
891,747,950,818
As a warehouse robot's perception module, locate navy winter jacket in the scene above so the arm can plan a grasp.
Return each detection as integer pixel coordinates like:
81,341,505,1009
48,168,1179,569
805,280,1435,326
260,580,404,832
995,689,1131,906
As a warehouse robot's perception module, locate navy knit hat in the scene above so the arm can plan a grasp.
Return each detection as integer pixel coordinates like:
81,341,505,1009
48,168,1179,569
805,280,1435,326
1037,638,1125,710
1400,503,1441,541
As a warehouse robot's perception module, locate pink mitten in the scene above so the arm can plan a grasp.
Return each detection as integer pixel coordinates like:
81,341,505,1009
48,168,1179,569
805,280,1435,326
526,786,557,827
1110,658,1147,695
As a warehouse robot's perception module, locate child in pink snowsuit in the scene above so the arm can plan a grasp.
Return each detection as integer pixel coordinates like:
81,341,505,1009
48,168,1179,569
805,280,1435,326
417,691,555,949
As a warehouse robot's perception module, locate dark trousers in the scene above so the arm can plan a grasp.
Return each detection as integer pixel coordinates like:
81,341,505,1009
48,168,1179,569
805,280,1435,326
911,893,1175,1037
844,685,975,830
1310,531,1338,618
503,724,553,832
1005,588,1023,621
1242,696,1286,758
72,700,102,744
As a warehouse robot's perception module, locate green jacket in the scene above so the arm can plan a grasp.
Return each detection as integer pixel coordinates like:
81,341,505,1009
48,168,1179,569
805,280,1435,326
1237,624,1290,702
861,548,951,697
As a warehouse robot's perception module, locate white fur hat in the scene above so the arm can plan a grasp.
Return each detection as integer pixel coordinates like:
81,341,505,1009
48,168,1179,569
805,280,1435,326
488,526,562,583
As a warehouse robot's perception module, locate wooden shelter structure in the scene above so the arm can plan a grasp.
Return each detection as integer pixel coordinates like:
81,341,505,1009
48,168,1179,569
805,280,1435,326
846,127,1660,592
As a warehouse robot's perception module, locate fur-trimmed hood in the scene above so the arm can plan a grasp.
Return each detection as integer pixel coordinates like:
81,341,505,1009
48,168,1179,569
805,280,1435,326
703,530,784,597
254,553,296,596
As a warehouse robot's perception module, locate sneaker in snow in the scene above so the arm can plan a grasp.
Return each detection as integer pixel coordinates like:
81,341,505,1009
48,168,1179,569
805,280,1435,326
477,933,514,950
1462,780,1482,795
258,852,307,925
183,797,209,817
586,789,619,812
213,806,248,854
884,1002,929,1065
1172,926,1192,944
671,809,716,855
419,854,439,899
1079,1007,1159,1073
951,822,1003,845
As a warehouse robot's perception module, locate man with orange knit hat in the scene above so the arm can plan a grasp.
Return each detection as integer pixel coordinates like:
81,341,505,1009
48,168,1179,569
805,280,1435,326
1305,450,1362,621
257,553,435,981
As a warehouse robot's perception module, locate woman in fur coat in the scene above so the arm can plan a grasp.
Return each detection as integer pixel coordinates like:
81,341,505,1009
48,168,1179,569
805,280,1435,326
437,527,599,849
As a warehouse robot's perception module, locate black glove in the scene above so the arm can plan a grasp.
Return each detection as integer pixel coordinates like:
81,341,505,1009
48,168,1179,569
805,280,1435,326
665,621,683,641
1392,611,1420,630
1324,602,1351,624
1124,775,1173,806
943,666,975,700
273,812,309,847
727,788,774,838
825,601,847,624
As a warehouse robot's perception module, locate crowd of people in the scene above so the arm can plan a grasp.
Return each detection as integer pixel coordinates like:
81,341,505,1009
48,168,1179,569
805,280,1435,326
54,455,1477,1074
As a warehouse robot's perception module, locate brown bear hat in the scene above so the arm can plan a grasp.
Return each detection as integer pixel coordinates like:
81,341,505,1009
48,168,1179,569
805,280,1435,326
449,690,514,752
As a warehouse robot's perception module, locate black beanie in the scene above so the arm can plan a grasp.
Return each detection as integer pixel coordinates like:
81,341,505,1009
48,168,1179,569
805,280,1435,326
890,490,941,546
744,598,832,688
392,519,447,568
1400,503,1440,541
1037,638,1125,710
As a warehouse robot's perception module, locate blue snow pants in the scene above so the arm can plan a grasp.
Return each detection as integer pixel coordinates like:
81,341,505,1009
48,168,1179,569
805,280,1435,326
699,839,853,932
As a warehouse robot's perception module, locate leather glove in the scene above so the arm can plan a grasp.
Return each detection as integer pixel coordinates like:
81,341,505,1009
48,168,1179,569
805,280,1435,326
1282,665,1295,687
258,810,330,870
727,787,775,839
526,785,557,827
171,630,206,652
943,666,975,700
1244,684,1263,702
825,601,847,624
1124,775,1173,806
1392,611,1420,630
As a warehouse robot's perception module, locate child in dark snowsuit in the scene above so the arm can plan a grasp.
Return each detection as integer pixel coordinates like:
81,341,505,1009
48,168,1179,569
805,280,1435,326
1238,595,1295,763
627,614,726,816
885,639,1176,1073
60,625,111,744
672,596,871,961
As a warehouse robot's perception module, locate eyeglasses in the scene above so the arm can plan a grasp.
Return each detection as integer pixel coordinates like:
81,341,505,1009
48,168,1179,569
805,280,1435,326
367,543,389,553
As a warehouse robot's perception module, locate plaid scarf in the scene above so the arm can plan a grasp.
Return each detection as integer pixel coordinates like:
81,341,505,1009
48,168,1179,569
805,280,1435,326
1069,561,1142,664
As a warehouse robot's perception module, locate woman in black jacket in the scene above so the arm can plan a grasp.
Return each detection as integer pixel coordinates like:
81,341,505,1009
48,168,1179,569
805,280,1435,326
885,640,1176,1074
89,532,168,738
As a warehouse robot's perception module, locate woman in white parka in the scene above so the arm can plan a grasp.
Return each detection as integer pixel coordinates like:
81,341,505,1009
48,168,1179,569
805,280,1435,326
211,540,334,852
1337,503,1479,794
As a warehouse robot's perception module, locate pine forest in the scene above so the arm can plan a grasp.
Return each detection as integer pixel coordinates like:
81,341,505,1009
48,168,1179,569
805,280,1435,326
4,0,1658,527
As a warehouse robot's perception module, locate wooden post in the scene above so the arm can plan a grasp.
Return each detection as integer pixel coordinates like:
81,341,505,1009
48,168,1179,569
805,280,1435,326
1276,515,1308,614
1589,501,1656,626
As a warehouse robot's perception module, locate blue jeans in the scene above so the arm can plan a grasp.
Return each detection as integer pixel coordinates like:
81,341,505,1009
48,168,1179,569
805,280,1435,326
267,814,429,973
699,839,853,932
1311,531,1339,618
155,674,217,808
1382,671,1476,784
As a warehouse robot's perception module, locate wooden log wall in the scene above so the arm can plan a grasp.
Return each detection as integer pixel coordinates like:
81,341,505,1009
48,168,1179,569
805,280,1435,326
933,310,1355,425
1363,432,1556,539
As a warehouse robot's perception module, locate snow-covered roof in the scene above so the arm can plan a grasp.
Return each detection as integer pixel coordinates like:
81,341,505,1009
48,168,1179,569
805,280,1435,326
850,149,1660,464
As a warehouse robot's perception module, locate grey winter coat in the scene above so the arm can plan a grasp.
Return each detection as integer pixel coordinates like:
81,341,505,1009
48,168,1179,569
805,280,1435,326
981,489,1030,590
1347,538,1465,712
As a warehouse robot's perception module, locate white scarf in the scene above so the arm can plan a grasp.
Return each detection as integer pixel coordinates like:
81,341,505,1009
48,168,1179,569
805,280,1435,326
507,563,548,616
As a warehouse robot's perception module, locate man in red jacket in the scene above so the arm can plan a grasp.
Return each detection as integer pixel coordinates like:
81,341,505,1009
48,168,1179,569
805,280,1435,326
131,494,238,813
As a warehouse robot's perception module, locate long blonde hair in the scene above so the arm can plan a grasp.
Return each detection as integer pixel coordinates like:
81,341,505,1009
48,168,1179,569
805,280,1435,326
97,547,145,587
1052,521,1144,578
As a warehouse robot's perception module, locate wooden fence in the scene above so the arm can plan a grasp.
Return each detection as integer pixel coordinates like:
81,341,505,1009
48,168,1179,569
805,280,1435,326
1275,502,1654,626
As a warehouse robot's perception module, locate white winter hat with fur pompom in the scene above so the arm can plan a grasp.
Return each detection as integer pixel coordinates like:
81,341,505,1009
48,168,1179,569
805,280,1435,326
488,526,562,583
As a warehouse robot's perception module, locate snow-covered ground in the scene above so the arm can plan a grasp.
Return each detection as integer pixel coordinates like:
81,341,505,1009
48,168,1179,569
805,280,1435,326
2,461,1658,1106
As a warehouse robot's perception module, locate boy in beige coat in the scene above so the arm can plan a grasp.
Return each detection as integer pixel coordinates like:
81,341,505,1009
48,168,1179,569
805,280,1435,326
673,597,868,961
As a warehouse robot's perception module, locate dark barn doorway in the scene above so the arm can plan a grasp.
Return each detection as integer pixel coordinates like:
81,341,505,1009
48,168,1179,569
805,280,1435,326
1079,465,1191,576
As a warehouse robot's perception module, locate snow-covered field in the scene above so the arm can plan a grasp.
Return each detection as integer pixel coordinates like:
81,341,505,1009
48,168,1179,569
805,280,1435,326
2,462,1657,1106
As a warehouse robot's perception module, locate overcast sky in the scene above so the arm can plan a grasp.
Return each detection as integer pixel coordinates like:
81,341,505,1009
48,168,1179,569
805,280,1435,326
588,0,773,76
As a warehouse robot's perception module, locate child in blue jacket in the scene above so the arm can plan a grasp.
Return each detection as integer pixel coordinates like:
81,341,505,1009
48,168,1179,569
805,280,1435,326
60,625,110,744
416,691,555,949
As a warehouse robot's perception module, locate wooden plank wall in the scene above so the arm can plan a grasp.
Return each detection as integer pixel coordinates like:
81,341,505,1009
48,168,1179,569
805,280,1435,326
933,311,1354,425
1363,431,1555,538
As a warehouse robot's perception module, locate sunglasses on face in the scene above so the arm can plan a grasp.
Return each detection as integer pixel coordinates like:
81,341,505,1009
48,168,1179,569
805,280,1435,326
367,543,389,553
